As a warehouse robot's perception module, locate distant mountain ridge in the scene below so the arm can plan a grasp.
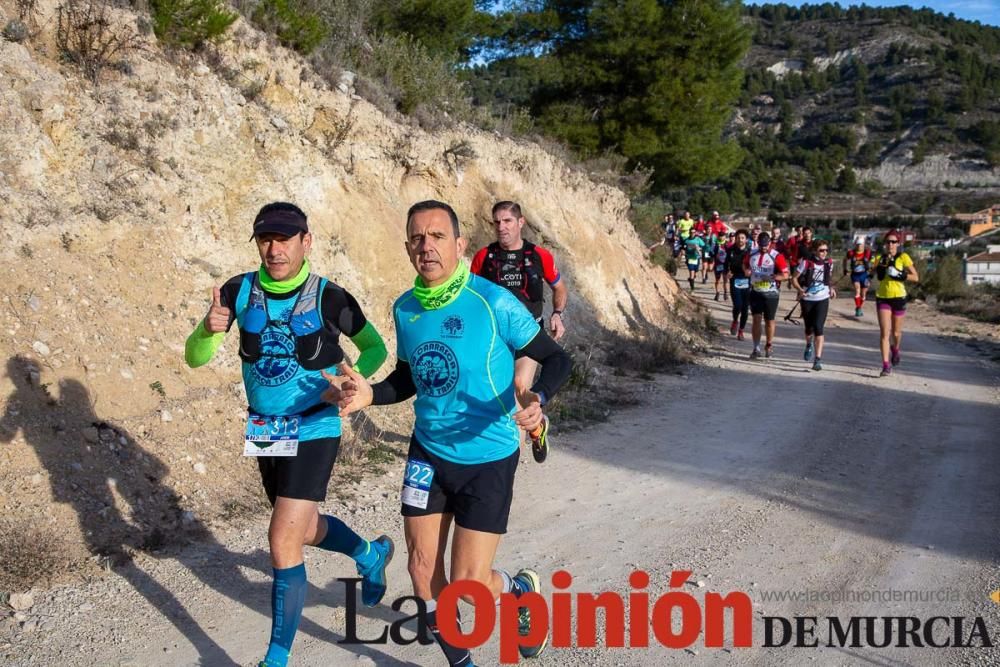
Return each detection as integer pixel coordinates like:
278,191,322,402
730,3,1000,213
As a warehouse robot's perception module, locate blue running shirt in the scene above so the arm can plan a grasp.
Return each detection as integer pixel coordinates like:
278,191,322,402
394,273,541,464
235,278,341,441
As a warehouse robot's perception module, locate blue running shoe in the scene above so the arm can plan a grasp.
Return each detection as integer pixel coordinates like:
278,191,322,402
513,569,548,659
804,342,814,361
357,535,393,607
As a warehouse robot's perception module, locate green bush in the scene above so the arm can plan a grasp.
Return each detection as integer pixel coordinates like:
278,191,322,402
151,0,236,49
251,0,326,55
365,32,471,122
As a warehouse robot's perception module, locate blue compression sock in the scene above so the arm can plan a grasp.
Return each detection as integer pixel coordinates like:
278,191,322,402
265,563,307,666
315,515,375,569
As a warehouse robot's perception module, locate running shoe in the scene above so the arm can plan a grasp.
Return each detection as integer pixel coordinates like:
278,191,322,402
749,348,761,360
765,344,773,359
702,275,707,284
880,365,892,377
357,535,393,607
737,329,745,341
513,569,547,659
855,307,863,317
730,320,738,335
529,415,549,463
891,347,901,366
714,293,720,301
724,293,729,301
812,359,822,371
804,342,814,361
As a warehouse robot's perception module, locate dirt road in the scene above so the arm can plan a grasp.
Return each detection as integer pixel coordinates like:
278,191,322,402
9,292,1000,666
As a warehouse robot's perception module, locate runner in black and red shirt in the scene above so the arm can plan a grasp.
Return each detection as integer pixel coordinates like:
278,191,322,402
471,201,568,463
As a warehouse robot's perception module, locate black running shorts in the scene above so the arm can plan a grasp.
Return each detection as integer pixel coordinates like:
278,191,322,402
400,436,519,534
749,291,780,321
257,437,340,506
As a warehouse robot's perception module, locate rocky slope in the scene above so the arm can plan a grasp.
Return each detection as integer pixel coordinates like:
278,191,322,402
0,0,683,590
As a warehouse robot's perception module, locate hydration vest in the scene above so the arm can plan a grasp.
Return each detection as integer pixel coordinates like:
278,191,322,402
849,249,871,273
479,241,545,307
748,249,781,293
799,259,832,290
235,272,332,371
875,254,905,281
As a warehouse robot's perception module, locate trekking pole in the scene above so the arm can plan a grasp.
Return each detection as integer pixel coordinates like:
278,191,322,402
783,299,801,325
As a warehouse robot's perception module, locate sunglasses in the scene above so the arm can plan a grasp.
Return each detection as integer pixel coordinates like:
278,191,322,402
886,239,899,244
817,248,829,253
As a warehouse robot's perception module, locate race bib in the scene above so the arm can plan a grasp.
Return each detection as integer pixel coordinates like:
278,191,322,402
887,266,904,279
807,282,824,294
401,458,435,509
243,413,300,457
754,280,772,291
734,278,750,289
853,264,866,273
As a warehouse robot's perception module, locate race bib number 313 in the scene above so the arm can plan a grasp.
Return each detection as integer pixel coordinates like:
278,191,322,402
243,414,299,457
401,459,434,509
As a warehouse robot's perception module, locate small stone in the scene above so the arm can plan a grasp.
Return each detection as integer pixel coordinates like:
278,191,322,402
270,116,288,131
82,427,99,443
20,620,36,633
696,580,706,588
193,63,210,76
120,368,134,380
27,296,41,312
181,510,196,524
192,462,207,475
32,341,50,356
8,593,33,611
160,410,172,423
29,473,41,485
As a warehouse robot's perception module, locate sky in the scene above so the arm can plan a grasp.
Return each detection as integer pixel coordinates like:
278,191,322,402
788,1,1000,26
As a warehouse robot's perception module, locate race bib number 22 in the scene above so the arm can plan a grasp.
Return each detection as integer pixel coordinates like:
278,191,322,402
401,458,435,509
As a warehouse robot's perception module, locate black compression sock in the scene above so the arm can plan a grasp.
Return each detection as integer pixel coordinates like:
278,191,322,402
427,603,473,666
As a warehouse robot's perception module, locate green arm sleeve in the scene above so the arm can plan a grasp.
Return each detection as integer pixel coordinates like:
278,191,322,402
185,320,226,368
349,321,388,378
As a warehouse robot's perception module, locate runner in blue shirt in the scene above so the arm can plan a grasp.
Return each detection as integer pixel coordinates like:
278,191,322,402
185,202,393,667
323,200,573,666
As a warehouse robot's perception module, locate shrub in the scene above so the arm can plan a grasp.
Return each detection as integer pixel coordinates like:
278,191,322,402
150,0,236,49
2,19,29,42
363,32,471,124
251,0,326,55
56,0,143,83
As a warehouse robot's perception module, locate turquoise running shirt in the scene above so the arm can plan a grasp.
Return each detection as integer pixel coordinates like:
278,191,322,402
234,276,342,441
394,273,541,464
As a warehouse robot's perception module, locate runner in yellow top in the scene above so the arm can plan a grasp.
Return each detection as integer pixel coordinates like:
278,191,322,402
676,211,695,242
872,230,919,377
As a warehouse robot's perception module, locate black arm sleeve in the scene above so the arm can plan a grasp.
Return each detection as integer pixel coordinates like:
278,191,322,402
220,275,244,332
517,332,573,402
371,359,417,405
321,284,368,337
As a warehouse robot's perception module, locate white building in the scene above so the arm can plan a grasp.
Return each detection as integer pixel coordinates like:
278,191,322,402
964,245,1000,286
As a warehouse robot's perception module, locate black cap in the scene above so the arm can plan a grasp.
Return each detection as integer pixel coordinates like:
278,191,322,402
758,232,771,247
250,205,308,240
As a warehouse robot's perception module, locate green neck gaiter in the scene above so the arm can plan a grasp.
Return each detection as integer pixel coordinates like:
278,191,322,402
413,261,469,310
259,259,310,294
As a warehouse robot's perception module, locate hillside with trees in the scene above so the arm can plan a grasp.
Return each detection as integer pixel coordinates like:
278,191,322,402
465,2,1000,216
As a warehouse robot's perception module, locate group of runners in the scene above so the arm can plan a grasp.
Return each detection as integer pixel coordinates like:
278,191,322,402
186,200,572,667
651,217,919,375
